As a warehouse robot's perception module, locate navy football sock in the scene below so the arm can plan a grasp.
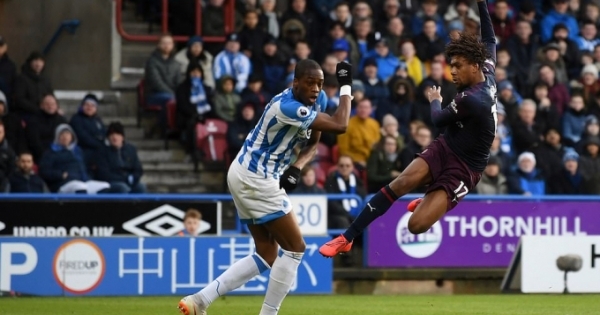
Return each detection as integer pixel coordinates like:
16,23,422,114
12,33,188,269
343,185,398,242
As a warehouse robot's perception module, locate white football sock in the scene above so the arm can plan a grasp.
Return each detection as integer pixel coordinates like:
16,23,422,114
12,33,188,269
259,249,304,315
193,253,270,307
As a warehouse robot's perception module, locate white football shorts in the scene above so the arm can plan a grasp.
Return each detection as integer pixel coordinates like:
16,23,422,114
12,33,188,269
227,161,292,225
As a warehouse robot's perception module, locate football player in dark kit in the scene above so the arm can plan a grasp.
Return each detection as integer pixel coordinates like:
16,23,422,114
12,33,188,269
320,0,498,257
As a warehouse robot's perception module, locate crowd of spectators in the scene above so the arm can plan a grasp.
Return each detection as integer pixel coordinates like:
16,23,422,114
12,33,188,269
138,0,600,210
0,37,145,194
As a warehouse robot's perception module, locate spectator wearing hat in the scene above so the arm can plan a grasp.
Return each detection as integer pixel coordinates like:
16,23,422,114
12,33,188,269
579,135,600,194
529,43,568,85
331,38,351,63
213,33,252,93
69,94,106,165
549,23,582,79
576,64,600,107
411,0,446,39
0,90,25,154
226,103,259,159
576,115,600,152
548,150,585,194
280,0,320,47
176,63,214,154
8,152,48,193
254,36,288,95
212,76,241,123
532,127,571,178
562,94,588,146
0,120,15,192
508,151,545,195
378,78,414,138
497,80,523,121
511,99,544,154
0,36,17,100
13,51,53,117
386,62,416,93
279,19,308,59
540,0,579,43
358,58,389,109
476,156,509,195
94,122,145,194
25,94,67,163
413,18,446,64
174,36,215,89
506,20,540,92
359,37,400,82
238,9,269,62
39,124,110,193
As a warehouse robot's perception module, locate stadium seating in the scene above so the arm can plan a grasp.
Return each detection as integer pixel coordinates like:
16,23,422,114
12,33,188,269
136,79,178,149
194,118,229,172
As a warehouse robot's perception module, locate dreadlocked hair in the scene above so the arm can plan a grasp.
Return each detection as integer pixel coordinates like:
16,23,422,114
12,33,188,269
445,32,490,69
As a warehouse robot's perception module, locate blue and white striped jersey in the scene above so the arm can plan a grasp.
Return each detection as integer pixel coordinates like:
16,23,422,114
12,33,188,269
237,88,328,179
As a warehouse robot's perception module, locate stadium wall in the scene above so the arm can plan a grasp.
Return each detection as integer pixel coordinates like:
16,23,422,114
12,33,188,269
0,0,114,89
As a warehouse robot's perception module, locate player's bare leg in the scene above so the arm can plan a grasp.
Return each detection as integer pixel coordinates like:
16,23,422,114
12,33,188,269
259,211,306,315
179,223,276,315
407,189,448,234
320,158,432,257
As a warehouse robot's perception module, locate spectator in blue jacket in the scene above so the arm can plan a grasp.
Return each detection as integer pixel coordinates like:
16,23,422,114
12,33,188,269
562,94,587,146
540,0,579,43
411,0,447,39
39,124,110,193
548,150,585,194
359,38,399,82
254,36,287,95
69,94,106,164
358,58,389,110
94,122,145,194
509,151,546,195
213,33,252,93
9,152,48,193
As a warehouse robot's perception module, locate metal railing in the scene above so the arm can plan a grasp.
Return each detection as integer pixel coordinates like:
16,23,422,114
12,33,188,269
43,19,81,55
115,0,235,42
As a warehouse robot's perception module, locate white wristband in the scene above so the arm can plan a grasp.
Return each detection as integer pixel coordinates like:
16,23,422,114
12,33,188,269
340,85,353,98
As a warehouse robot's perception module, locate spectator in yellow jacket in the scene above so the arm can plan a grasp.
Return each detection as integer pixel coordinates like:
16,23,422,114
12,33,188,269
337,98,380,168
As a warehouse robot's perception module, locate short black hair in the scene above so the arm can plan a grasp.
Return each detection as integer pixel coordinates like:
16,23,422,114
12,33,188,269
294,59,322,79
445,32,489,69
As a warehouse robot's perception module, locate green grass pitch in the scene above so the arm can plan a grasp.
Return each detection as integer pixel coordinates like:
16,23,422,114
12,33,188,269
1,295,599,315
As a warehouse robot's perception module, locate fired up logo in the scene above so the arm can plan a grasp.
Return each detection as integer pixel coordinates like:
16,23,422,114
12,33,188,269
53,239,105,294
396,212,443,258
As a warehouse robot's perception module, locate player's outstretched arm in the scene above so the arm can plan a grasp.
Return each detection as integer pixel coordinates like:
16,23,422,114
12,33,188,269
477,0,497,64
309,62,353,134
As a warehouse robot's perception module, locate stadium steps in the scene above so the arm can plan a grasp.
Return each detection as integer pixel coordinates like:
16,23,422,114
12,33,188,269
105,4,225,194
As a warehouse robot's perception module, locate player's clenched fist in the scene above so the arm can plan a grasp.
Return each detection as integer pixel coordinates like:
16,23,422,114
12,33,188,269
335,61,352,86
280,165,301,192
